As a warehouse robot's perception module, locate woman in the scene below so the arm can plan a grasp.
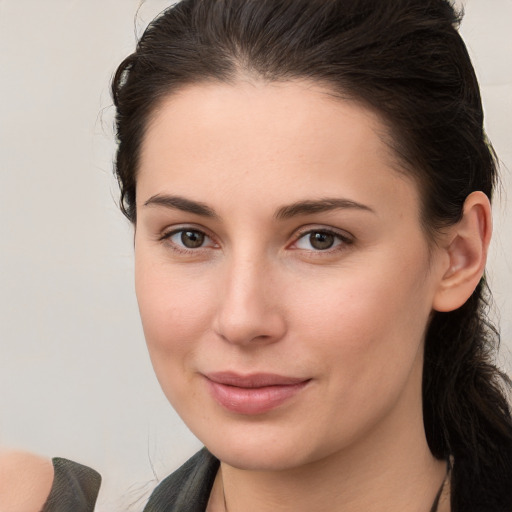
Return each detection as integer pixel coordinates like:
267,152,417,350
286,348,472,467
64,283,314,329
109,0,512,511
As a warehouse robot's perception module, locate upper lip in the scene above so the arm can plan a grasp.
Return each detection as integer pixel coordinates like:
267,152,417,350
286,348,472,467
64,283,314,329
204,372,309,388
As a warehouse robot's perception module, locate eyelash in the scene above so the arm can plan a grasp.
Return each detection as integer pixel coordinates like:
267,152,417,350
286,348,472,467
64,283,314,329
159,226,353,255
290,228,353,253
159,227,218,254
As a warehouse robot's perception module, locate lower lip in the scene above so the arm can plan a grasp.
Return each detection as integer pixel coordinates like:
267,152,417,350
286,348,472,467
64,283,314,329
205,379,310,415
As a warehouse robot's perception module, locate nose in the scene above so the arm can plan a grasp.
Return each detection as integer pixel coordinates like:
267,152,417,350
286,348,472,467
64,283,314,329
213,256,287,346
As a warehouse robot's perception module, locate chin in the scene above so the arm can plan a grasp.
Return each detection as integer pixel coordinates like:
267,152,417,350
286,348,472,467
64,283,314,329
198,425,323,472
209,443,304,471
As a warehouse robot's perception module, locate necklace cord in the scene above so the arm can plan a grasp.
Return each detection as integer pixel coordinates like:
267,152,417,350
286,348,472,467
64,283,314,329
429,460,451,512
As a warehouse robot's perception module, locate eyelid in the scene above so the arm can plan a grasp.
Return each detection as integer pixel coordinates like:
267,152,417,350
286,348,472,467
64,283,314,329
289,225,354,250
159,224,219,251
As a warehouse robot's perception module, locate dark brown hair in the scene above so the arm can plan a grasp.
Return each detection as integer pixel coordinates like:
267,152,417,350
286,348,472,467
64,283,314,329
112,1,512,510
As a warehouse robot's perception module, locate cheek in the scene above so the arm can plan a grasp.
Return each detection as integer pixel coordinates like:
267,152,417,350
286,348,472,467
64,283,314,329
288,258,432,384
280,264,432,447
134,254,218,376
134,261,221,419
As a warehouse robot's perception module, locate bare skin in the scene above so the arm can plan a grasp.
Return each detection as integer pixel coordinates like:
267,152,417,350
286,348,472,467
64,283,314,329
207,462,451,512
0,450,53,512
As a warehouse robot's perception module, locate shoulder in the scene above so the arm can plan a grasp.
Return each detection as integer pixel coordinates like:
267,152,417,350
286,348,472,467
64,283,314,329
144,448,220,512
42,457,101,512
0,450,54,512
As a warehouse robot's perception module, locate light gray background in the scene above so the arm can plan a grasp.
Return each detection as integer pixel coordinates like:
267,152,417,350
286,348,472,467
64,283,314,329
0,1,510,510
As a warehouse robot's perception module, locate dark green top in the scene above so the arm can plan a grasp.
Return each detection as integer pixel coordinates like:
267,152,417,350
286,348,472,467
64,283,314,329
39,450,218,512
41,458,101,512
143,448,219,512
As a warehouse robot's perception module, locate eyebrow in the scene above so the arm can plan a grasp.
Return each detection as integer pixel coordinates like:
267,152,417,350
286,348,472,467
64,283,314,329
143,194,374,219
274,198,375,219
144,194,218,218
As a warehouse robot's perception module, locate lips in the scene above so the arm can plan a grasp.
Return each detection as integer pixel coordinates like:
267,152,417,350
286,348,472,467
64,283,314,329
204,372,310,415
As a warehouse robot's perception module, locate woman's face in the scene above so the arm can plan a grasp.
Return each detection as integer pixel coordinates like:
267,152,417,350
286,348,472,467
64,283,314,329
134,81,448,471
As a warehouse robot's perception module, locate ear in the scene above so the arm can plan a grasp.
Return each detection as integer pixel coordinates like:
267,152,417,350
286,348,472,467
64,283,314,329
433,191,492,312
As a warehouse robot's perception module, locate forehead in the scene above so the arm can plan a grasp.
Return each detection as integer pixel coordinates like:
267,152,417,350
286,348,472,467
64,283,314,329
137,80,418,218
142,79,390,165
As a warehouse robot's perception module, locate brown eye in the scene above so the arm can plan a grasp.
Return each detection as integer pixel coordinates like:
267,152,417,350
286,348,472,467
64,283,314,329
163,228,218,253
309,232,335,250
293,229,348,252
180,230,205,248
164,228,213,250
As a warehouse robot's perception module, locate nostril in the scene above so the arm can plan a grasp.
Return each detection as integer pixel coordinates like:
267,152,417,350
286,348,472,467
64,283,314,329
213,310,286,346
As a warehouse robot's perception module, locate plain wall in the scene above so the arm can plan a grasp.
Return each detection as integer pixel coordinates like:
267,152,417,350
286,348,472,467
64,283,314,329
0,1,510,510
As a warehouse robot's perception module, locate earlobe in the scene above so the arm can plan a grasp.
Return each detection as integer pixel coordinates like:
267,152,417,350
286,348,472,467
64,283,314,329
433,191,492,312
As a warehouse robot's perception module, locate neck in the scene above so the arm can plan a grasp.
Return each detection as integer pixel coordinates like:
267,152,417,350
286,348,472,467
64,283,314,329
217,438,446,512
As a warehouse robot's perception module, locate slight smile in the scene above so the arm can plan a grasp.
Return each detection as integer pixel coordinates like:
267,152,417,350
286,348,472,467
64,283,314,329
203,372,312,415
